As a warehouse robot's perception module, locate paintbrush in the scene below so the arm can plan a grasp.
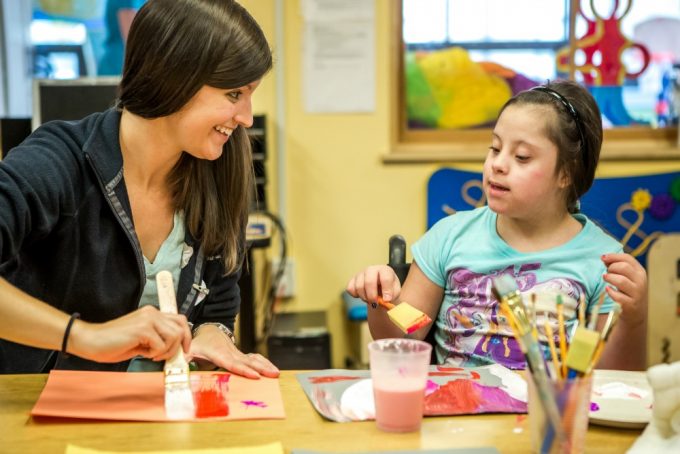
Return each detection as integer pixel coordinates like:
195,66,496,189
565,326,601,378
375,296,433,334
543,321,560,380
491,275,567,448
556,295,568,379
585,305,622,375
587,292,606,331
569,293,587,340
156,270,195,420
578,293,586,327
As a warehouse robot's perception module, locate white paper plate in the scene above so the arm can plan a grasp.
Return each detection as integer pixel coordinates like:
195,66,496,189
589,369,653,429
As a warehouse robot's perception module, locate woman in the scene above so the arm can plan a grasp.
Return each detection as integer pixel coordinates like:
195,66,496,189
0,0,279,379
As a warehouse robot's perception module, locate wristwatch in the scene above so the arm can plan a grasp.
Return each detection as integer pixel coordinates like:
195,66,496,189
192,322,236,344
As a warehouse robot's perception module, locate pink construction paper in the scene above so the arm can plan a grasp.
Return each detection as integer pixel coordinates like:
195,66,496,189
31,370,285,422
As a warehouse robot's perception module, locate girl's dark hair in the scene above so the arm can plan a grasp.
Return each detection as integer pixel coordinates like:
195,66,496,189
118,0,272,274
498,80,603,213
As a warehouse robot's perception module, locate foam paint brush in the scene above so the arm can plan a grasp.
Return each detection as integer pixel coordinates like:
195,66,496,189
565,326,601,378
156,270,195,420
375,296,433,334
491,275,567,449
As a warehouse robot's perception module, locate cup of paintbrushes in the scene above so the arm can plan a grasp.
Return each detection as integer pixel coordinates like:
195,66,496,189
528,374,593,454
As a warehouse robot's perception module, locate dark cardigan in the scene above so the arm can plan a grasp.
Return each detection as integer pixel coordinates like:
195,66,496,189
0,109,241,373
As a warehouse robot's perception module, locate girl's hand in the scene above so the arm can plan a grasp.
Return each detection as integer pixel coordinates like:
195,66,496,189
187,324,279,379
346,265,401,304
596,253,647,370
601,253,647,326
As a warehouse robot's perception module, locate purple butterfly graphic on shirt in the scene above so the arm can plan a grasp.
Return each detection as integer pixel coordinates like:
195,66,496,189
440,264,540,369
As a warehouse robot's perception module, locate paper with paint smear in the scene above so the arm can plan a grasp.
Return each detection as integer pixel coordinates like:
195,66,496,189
296,364,527,422
31,370,284,422
66,442,285,454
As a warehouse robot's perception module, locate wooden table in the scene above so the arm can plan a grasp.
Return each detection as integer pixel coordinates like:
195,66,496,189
0,372,641,453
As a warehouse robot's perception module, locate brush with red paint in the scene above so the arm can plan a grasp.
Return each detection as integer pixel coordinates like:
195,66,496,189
375,296,433,334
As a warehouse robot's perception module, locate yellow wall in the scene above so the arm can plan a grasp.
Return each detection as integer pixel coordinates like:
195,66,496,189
241,0,680,367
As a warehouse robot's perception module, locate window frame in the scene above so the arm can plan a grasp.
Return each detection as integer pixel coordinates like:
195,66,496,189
388,0,680,162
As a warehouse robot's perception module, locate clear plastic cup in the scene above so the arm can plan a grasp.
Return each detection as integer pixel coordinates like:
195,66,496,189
368,338,432,432
528,375,593,454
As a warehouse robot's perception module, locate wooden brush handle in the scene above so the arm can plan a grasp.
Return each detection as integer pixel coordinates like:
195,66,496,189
157,271,178,315
156,271,188,368
375,296,395,310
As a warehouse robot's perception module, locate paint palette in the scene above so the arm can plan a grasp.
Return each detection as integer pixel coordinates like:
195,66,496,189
589,369,653,429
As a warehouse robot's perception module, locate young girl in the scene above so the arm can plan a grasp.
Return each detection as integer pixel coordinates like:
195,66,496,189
347,80,647,371
0,0,278,378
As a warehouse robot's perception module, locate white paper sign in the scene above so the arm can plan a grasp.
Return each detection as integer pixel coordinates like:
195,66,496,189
302,0,375,113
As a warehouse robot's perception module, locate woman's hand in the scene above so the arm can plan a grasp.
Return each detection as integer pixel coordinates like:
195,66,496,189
601,253,647,326
346,265,401,304
188,324,279,379
70,305,192,363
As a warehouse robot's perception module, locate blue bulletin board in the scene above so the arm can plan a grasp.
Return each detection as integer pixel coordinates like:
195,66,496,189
427,168,680,268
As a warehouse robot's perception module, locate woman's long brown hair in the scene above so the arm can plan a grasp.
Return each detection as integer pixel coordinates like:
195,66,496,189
118,0,272,274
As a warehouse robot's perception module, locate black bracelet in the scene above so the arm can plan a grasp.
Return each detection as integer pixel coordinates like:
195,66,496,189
61,312,81,356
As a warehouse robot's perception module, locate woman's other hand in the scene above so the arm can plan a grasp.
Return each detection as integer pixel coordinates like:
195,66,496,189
188,324,280,379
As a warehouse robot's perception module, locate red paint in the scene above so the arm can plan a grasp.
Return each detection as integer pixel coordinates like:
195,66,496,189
428,369,479,379
215,374,231,385
308,376,360,384
423,379,527,416
194,388,229,418
193,373,230,418
405,315,432,334
426,379,482,414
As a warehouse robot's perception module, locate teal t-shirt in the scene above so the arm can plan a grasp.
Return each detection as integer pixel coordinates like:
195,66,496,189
128,211,185,372
412,206,622,369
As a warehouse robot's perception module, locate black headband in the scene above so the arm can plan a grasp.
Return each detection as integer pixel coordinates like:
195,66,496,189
531,86,587,165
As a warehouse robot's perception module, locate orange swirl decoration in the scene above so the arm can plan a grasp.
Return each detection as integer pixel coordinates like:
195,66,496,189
616,189,663,257
441,179,486,216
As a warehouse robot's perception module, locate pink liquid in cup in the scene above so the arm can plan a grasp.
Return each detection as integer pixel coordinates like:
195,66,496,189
373,385,425,432
369,338,431,433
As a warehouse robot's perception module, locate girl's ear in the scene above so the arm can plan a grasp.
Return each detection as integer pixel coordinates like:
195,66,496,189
557,168,570,189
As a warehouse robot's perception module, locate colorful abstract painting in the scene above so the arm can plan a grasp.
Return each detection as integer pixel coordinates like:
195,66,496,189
296,364,527,423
